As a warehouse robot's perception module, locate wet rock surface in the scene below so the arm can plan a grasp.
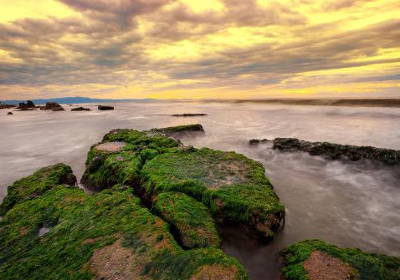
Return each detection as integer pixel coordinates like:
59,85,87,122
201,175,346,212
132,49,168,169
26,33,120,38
0,163,248,280
98,105,114,110
71,107,91,111
153,191,221,249
171,114,207,117
0,101,17,109
250,137,400,165
17,100,36,110
82,124,284,240
282,240,400,280
40,102,65,111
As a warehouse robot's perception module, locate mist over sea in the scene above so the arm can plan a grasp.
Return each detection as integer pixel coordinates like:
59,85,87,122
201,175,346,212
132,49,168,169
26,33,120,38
1,101,400,280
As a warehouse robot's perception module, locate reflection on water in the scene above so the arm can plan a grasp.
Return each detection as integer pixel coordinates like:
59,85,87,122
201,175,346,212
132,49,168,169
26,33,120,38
1,101,400,280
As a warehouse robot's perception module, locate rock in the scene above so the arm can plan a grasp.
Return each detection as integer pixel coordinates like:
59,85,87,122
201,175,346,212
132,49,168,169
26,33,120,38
142,147,285,239
249,139,269,145
40,102,65,111
98,105,114,110
282,240,400,280
7,112,13,115
71,107,91,111
152,124,205,137
82,126,284,239
0,102,17,109
17,100,36,110
0,164,248,280
0,163,76,216
171,114,207,117
153,192,221,249
266,137,400,165
27,100,35,108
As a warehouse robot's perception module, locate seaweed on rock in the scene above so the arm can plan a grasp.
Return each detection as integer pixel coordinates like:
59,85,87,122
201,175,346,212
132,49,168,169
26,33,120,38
282,239,400,280
0,164,249,280
141,147,285,239
82,125,285,240
153,191,221,249
0,163,76,216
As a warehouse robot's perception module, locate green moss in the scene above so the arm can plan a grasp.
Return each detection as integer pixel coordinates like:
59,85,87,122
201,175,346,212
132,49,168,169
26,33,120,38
102,129,180,151
0,163,76,216
142,148,285,239
153,192,221,249
81,150,141,190
282,239,400,280
152,124,204,134
144,247,248,280
0,165,248,280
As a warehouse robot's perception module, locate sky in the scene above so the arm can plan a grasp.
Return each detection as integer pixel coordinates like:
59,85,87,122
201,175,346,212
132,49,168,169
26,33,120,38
0,0,399,100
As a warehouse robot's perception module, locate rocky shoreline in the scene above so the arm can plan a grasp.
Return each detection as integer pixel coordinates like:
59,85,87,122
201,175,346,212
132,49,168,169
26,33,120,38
0,124,399,279
250,137,400,165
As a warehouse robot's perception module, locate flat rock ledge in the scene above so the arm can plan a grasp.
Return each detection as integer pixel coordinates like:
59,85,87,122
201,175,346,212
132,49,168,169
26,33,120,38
82,124,285,240
249,137,400,165
282,240,400,280
0,163,249,280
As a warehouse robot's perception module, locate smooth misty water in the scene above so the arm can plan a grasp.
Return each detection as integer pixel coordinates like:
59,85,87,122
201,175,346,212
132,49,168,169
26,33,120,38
1,102,400,280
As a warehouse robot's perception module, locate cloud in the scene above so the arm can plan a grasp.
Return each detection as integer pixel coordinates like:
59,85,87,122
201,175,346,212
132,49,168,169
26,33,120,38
0,0,399,99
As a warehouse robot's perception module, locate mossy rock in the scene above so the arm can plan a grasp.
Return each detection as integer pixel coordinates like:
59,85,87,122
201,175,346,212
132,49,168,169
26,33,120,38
81,129,183,190
0,163,76,216
282,239,400,280
142,147,285,239
152,124,204,135
153,192,221,249
102,129,180,152
81,149,142,190
0,165,249,280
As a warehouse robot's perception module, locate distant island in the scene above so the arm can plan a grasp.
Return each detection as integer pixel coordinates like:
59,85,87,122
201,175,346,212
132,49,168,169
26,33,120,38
0,97,157,105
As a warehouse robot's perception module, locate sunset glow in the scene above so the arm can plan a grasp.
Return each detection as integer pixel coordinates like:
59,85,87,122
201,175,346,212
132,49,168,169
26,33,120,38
0,0,399,99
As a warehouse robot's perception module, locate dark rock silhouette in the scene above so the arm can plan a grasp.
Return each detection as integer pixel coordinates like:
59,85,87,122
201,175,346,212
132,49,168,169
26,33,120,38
40,102,65,111
98,105,114,110
250,137,400,165
71,107,91,111
171,114,207,117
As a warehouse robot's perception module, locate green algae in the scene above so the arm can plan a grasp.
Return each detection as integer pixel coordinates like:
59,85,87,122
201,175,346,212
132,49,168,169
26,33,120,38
82,150,142,190
282,239,400,280
152,124,204,134
0,164,249,280
153,192,221,249
141,147,285,239
102,129,180,151
0,163,76,216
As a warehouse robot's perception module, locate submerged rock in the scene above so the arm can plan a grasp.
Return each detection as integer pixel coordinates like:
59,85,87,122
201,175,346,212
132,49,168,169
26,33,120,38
40,102,65,111
282,240,400,280
82,125,284,239
98,105,114,110
171,114,207,117
0,102,16,109
71,107,91,111
0,164,248,280
17,100,36,110
7,112,13,115
250,137,400,165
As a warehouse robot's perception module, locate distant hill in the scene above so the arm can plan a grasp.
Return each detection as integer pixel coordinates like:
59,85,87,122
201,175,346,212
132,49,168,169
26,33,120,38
1,97,157,105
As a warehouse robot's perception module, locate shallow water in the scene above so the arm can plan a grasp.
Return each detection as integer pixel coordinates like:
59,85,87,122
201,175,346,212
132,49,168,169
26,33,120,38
1,101,400,280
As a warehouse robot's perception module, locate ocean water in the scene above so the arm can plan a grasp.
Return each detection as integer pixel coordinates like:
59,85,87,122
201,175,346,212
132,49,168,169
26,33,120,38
1,101,400,279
